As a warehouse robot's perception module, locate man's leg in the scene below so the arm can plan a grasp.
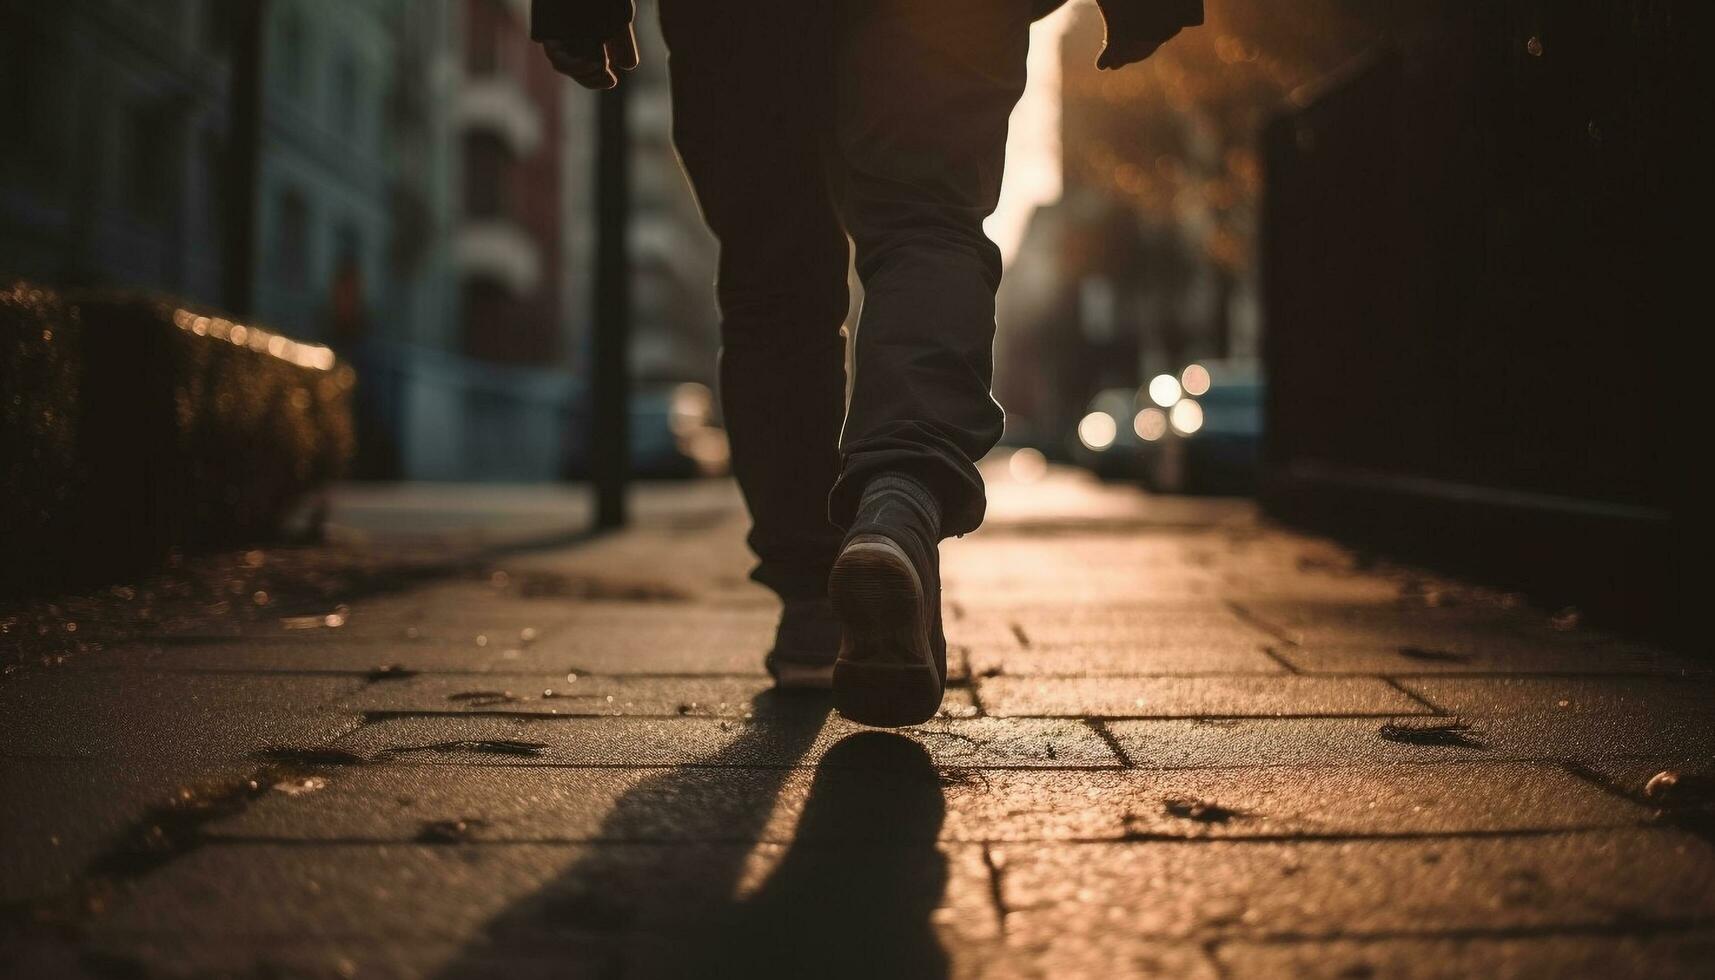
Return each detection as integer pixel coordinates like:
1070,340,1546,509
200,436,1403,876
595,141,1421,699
658,1,849,603
827,0,1032,537
824,0,1031,725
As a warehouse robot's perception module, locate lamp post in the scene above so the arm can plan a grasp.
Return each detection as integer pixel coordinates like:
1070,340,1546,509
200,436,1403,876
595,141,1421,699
222,0,268,317
590,84,631,529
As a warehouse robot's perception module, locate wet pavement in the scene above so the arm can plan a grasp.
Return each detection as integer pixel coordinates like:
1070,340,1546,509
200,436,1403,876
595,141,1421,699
3,464,1712,978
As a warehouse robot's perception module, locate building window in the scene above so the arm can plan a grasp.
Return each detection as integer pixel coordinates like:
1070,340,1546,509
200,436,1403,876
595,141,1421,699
466,0,520,77
275,186,311,287
330,221,365,342
1,14,65,182
333,50,362,142
124,101,177,224
463,131,512,220
200,130,226,238
202,0,232,54
279,7,308,100
0,17,31,164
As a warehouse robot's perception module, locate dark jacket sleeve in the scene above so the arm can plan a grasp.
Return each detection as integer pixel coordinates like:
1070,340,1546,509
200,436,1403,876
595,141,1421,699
530,0,635,48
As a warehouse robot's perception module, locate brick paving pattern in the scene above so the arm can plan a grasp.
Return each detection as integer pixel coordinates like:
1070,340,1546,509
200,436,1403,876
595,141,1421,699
3,468,1711,977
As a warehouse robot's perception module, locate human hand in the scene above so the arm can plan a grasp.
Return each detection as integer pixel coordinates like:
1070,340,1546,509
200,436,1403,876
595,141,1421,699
543,25,639,90
1093,0,1200,71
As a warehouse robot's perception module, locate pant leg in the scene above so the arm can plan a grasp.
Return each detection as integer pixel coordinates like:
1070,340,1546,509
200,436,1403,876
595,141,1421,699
659,0,850,599
827,0,1033,538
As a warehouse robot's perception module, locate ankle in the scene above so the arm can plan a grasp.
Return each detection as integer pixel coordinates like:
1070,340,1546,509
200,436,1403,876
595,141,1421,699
855,473,942,543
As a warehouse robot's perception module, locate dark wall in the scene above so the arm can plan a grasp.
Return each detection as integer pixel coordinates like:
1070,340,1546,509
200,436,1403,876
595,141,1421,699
1260,1,1690,634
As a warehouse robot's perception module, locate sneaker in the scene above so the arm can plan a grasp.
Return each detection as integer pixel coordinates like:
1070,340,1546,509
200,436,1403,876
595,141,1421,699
765,598,841,689
829,477,945,726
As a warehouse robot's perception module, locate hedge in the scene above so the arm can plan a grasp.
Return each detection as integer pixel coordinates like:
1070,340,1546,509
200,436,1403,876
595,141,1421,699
1,283,354,592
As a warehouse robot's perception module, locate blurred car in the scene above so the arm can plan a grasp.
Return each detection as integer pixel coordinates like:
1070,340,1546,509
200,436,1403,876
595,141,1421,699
563,381,731,479
1071,360,1263,493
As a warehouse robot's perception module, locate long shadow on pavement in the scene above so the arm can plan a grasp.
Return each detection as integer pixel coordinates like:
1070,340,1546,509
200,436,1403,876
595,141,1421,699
436,692,949,979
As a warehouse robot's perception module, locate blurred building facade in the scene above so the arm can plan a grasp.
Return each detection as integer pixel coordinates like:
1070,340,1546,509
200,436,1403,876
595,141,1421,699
995,4,1264,455
0,0,719,482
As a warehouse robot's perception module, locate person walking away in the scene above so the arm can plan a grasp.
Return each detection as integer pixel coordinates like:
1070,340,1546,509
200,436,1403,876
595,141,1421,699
534,0,1201,726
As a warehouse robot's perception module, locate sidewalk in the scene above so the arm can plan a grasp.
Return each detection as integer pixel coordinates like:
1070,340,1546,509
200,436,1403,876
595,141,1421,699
3,464,1712,978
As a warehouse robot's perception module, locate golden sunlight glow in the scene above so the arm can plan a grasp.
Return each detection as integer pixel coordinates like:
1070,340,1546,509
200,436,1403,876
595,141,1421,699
1008,446,1049,482
988,7,1073,266
1180,363,1211,396
1078,411,1117,451
173,308,337,372
1170,398,1204,435
1148,374,1182,408
1134,407,1168,441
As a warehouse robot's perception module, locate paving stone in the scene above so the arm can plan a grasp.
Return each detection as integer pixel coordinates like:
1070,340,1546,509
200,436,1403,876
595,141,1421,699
209,761,1643,845
1575,756,1715,803
967,642,1284,678
948,601,1265,651
117,594,587,645
271,591,591,644
1273,640,1703,677
89,841,998,972
79,603,824,677
68,639,520,675
0,671,363,763
956,937,1220,979
339,673,979,719
1230,600,1663,660
72,940,558,980
1400,678,1715,760
332,713,1118,768
0,761,172,904
1216,933,1715,979
994,830,1715,943
1401,676,1715,719
977,675,1426,718
0,672,362,905
943,535,1229,603
1074,762,1644,841
1107,712,1715,770
73,935,995,980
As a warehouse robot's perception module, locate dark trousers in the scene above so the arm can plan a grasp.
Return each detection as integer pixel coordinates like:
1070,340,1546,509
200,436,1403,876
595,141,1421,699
660,0,1031,599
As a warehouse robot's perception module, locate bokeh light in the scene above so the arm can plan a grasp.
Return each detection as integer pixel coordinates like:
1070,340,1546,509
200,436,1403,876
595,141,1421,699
1170,399,1204,435
1181,363,1211,396
1148,374,1183,408
1008,447,1049,482
1134,407,1168,441
1078,411,1118,450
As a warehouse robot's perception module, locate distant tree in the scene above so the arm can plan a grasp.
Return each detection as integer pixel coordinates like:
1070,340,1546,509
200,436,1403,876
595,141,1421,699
1062,0,1441,273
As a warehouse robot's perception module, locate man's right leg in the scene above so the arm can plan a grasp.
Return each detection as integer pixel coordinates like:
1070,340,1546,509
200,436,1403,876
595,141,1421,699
659,0,851,682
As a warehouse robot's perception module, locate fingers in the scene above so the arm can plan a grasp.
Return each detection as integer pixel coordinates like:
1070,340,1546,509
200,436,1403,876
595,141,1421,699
605,26,639,72
544,40,617,90
542,30,640,90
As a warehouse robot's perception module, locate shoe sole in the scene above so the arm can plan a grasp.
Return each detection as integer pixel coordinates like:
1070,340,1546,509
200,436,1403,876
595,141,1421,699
829,537,942,727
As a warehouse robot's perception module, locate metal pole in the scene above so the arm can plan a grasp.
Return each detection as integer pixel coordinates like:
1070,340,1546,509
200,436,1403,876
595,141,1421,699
222,0,268,317
590,85,632,529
